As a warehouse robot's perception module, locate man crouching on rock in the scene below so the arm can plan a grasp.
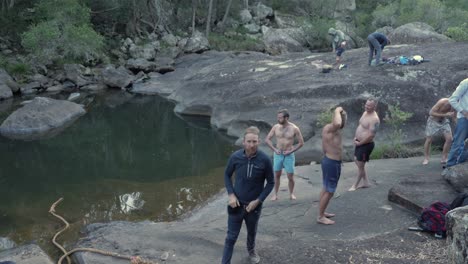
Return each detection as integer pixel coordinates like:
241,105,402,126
222,126,274,264
318,107,347,225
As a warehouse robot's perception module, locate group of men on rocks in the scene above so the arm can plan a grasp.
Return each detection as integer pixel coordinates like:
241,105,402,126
221,77,467,263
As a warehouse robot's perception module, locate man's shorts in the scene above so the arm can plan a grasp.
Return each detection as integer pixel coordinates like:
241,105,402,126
321,156,341,193
273,152,295,174
336,47,345,57
354,142,375,162
425,117,451,137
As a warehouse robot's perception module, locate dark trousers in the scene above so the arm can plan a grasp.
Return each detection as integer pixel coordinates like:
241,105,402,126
368,36,382,65
221,204,262,264
447,117,468,166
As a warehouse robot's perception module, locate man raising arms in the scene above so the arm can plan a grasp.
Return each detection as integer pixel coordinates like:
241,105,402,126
349,98,380,191
422,98,455,165
318,107,347,225
265,109,304,200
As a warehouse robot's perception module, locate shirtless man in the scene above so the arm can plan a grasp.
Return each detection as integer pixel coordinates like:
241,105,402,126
349,98,380,191
265,109,304,200
318,107,347,225
423,98,455,165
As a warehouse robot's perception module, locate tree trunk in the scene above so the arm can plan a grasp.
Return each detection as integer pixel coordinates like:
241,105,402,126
244,0,248,9
205,0,214,37
191,0,197,35
220,0,232,28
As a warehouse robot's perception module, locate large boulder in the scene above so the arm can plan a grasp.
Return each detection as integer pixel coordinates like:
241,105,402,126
446,206,468,264
0,97,86,140
64,64,93,87
253,3,273,21
443,162,468,193
101,65,134,88
0,244,54,264
184,31,210,54
0,68,18,99
389,22,453,44
129,42,160,60
262,26,306,55
126,58,158,73
239,9,253,24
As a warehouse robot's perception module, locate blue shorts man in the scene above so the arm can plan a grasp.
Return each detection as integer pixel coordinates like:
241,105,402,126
265,109,304,201
318,107,347,225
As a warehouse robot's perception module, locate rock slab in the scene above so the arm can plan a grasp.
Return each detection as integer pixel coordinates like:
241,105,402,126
0,244,54,264
446,206,468,264
0,97,86,140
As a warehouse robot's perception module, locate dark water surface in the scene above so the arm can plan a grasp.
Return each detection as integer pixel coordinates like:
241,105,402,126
0,92,235,253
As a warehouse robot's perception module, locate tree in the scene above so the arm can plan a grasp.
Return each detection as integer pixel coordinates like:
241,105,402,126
21,0,104,64
219,0,233,29
206,0,214,37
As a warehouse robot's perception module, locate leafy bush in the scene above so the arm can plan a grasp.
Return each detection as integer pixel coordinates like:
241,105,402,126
302,17,334,50
316,108,334,127
445,24,468,41
372,2,399,28
379,103,414,158
21,0,104,65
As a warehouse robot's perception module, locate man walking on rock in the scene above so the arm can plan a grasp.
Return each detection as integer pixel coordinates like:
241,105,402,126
446,78,468,167
222,126,274,264
422,98,455,165
265,109,304,200
318,107,347,225
349,98,380,191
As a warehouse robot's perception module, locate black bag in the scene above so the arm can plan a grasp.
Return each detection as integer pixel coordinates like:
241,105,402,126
450,192,468,210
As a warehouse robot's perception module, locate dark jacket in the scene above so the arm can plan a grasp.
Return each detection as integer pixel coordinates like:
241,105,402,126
224,149,274,204
368,32,389,49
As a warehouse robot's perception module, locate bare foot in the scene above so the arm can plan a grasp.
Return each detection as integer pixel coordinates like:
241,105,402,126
357,184,371,189
324,212,335,218
348,185,357,192
290,194,296,200
317,217,335,225
422,159,429,165
440,159,447,164
270,195,278,201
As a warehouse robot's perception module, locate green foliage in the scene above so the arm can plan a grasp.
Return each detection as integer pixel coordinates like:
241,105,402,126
371,2,399,28
379,103,414,158
302,17,334,50
21,0,104,65
208,32,263,51
7,63,30,75
316,108,334,127
445,24,468,41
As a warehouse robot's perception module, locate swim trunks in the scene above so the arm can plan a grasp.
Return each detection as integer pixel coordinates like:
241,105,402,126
425,117,451,137
273,152,295,174
321,156,341,193
354,142,375,162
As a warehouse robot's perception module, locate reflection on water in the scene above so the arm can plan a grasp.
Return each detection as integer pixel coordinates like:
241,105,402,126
0,91,235,252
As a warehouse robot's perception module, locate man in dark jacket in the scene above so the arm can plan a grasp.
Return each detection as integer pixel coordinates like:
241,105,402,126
367,32,389,66
222,126,274,264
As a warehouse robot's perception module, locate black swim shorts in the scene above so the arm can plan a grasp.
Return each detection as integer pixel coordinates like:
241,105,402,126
354,142,375,162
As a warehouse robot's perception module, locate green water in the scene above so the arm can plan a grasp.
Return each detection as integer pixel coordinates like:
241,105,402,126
0,92,235,250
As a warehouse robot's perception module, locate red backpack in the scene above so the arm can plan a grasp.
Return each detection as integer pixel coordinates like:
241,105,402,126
417,201,451,237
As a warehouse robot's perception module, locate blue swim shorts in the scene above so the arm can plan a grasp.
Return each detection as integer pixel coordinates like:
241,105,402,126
273,152,295,174
321,156,341,193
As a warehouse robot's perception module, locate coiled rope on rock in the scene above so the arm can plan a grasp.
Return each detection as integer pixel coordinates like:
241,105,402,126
49,198,158,264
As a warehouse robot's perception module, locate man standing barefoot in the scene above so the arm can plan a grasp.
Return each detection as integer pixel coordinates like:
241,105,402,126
349,98,380,191
422,98,455,165
265,109,304,200
318,107,347,225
